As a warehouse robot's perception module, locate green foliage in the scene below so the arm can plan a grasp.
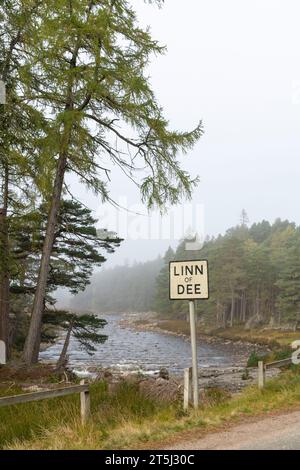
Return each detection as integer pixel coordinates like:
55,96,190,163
10,199,122,297
272,346,292,362
20,0,203,208
154,247,175,315
247,352,265,368
2,0,202,363
3,368,300,450
43,310,108,355
154,218,300,329
202,387,230,406
72,216,300,329
275,227,300,323
8,199,121,354
247,347,292,368
0,380,166,449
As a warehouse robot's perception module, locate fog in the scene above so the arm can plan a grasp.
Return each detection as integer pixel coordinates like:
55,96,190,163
67,0,300,268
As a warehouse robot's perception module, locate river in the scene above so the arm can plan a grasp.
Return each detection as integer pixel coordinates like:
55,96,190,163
40,313,251,375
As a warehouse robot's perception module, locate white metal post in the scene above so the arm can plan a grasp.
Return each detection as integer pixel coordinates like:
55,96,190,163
189,300,199,408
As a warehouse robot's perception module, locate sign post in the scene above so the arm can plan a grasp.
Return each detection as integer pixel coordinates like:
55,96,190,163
189,300,198,408
169,260,209,409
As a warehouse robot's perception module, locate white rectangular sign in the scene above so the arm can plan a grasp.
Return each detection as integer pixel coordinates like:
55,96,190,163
169,260,209,300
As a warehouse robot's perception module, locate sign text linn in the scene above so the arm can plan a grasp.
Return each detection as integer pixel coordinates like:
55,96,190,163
169,260,209,300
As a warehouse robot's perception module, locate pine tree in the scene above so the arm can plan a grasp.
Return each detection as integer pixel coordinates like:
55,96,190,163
153,220,300,330
244,239,272,324
154,247,175,314
11,199,122,299
42,310,107,369
20,0,203,364
276,229,300,328
9,199,121,353
240,209,249,227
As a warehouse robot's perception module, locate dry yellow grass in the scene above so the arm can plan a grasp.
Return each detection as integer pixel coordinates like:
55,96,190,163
149,319,300,348
4,367,300,450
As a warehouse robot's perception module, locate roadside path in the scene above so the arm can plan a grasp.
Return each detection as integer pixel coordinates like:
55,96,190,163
164,410,300,450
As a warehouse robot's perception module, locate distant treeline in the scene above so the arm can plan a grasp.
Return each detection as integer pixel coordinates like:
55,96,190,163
71,257,163,313
73,218,300,330
156,218,300,329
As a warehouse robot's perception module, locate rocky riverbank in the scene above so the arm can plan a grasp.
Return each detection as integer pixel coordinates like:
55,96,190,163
115,312,282,394
95,365,279,398
37,312,282,396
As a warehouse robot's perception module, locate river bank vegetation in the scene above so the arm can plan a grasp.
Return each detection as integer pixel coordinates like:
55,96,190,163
0,365,299,450
133,318,300,351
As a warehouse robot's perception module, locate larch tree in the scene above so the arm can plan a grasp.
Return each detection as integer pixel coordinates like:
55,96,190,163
0,0,45,360
21,0,203,364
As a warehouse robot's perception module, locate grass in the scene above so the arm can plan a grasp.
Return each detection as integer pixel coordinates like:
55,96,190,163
210,326,300,348
0,380,168,450
247,346,293,367
2,367,300,450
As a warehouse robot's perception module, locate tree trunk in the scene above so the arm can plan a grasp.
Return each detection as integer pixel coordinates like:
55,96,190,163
0,30,27,363
216,300,220,327
56,320,74,370
22,151,68,364
230,289,235,327
241,290,247,323
293,316,300,332
255,285,261,319
22,38,79,365
0,163,9,361
223,307,227,328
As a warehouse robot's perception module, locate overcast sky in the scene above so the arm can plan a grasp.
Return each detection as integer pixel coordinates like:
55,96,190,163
68,0,300,268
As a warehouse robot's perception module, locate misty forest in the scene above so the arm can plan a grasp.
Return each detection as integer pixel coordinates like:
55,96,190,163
74,216,300,331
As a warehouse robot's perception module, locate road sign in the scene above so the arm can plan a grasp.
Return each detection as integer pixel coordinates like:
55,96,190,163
169,260,209,300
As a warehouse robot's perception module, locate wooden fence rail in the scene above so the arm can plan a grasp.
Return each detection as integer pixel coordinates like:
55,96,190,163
185,357,294,407
0,380,90,424
258,357,292,389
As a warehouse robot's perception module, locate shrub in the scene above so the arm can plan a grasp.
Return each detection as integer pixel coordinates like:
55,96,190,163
273,346,292,361
247,352,266,367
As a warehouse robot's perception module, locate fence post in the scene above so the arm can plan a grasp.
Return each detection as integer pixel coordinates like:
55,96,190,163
80,380,91,424
258,361,265,389
183,367,192,410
